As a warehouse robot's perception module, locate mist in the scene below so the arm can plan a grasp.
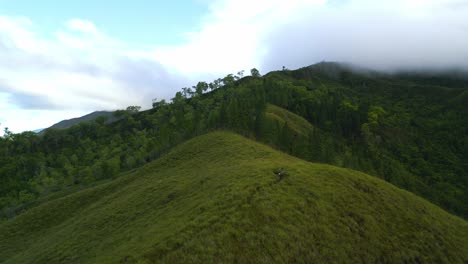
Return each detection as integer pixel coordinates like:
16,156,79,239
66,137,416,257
258,0,468,73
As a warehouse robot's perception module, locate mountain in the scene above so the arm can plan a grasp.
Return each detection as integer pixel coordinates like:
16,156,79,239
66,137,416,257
1,132,467,263
43,111,116,131
31,128,44,133
0,62,467,262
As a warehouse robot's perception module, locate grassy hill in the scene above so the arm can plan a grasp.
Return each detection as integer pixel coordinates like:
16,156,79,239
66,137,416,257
1,132,467,263
265,104,314,136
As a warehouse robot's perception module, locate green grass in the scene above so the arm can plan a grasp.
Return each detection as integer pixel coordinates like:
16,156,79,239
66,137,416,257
265,104,314,136
1,131,467,263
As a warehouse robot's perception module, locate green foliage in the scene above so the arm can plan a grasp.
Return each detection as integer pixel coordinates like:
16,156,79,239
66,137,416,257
2,127,14,140
126,105,141,113
0,132,466,263
152,98,167,110
194,81,208,96
250,68,261,77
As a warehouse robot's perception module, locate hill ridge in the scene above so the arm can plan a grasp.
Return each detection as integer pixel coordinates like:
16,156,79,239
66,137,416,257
1,131,467,263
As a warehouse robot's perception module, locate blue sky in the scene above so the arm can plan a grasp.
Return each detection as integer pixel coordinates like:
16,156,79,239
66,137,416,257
1,0,467,134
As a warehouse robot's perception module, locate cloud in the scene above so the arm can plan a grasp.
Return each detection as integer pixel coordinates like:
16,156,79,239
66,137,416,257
0,16,188,133
0,80,58,109
113,57,188,100
158,0,468,74
0,17,186,111
66,19,99,35
152,0,326,75
8,93,57,110
260,0,468,71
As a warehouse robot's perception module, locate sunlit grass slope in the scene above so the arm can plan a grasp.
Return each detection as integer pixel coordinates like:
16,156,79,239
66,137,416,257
265,103,314,136
1,132,467,263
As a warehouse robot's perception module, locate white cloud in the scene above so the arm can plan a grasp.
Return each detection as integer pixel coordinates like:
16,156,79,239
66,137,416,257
0,16,187,133
0,16,47,55
153,0,326,75
258,0,468,71
155,0,468,74
66,19,98,35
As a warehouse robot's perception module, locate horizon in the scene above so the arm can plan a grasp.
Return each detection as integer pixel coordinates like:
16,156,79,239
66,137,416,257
1,0,468,134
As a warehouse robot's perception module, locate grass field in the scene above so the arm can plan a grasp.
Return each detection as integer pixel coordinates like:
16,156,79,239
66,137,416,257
1,131,467,263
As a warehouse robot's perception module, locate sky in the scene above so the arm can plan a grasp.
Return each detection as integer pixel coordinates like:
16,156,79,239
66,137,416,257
1,0,468,133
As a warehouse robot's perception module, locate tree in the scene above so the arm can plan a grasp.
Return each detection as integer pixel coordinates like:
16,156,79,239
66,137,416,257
171,92,185,105
236,70,244,80
195,82,208,96
367,106,386,130
222,74,235,87
181,87,194,98
95,116,108,125
113,110,127,119
126,106,141,113
210,79,222,90
2,127,14,140
250,68,261,77
152,98,167,110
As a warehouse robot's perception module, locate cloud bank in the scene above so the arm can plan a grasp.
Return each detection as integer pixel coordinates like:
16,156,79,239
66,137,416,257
261,0,468,71
172,0,468,73
1,0,468,133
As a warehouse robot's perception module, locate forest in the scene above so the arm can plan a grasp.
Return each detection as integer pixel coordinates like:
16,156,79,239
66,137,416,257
1,62,467,220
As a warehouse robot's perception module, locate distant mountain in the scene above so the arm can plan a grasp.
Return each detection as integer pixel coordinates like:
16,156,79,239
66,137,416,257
43,111,116,131
32,129,44,133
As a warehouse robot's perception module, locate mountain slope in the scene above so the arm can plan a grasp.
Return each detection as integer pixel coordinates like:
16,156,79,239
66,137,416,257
1,132,467,263
265,103,314,136
264,63,468,216
2,62,467,224
45,111,115,131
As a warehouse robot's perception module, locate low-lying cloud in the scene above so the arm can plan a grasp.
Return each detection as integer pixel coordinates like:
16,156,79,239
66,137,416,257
260,0,468,72
156,0,468,75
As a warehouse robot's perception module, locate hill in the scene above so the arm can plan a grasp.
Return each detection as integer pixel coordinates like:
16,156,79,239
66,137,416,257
44,111,115,131
264,63,468,216
1,62,467,221
1,131,467,263
265,103,314,136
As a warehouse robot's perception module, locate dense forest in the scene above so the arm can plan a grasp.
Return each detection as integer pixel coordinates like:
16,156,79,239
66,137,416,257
1,62,467,220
